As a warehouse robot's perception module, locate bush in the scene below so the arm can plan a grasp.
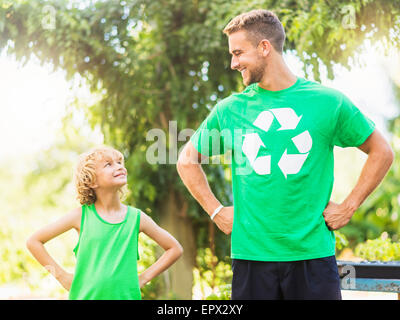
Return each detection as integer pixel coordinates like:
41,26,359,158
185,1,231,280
355,233,400,261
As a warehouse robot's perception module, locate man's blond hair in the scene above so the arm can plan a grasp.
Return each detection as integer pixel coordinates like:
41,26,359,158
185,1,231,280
223,9,285,54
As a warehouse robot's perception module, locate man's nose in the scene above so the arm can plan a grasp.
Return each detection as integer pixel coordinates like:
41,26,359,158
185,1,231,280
231,56,240,70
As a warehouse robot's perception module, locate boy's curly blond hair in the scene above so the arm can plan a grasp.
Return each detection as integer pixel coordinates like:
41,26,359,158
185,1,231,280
74,146,127,205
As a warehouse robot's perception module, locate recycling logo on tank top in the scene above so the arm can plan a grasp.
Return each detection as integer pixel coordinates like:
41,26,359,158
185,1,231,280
241,108,312,178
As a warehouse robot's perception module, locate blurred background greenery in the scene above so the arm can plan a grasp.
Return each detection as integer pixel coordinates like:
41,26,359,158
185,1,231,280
0,0,399,299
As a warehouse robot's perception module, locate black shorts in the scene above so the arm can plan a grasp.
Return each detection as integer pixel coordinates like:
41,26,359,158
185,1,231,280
231,255,342,300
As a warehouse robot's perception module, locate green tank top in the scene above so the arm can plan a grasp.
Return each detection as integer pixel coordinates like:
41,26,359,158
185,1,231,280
69,203,141,300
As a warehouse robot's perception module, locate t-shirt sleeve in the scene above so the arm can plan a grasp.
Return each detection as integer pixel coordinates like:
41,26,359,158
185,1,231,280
332,93,376,148
190,104,226,156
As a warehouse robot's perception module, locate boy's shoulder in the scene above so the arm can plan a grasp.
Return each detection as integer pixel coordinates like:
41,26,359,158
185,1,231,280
66,206,83,230
127,205,141,212
67,206,83,218
126,205,144,218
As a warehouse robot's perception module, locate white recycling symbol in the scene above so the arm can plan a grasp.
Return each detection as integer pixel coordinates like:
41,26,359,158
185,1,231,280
242,108,312,178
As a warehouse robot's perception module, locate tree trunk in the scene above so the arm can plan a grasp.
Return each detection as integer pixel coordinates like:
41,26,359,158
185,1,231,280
159,189,196,299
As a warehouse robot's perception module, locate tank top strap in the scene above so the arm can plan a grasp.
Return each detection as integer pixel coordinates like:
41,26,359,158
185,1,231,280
73,204,88,255
126,206,141,230
126,206,141,260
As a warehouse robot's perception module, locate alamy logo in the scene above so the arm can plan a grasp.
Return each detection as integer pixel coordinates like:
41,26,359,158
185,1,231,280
241,108,313,178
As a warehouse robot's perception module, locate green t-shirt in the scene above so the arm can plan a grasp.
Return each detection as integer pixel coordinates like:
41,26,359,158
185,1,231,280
190,77,375,261
69,204,141,300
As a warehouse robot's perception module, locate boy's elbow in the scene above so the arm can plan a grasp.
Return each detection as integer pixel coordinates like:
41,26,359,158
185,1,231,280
176,243,184,258
26,235,43,251
26,236,36,251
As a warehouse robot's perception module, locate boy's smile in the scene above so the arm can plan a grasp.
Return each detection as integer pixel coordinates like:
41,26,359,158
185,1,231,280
113,171,127,178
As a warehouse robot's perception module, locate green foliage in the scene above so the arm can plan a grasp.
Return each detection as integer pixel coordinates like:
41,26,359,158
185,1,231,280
355,234,400,261
193,248,232,300
280,0,400,81
205,287,231,300
335,230,349,251
0,225,32,284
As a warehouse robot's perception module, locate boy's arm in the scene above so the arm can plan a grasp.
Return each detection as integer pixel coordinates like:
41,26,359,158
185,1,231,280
26,207,81,290
323,129,394,230
138,212,183,287
176,141,234,235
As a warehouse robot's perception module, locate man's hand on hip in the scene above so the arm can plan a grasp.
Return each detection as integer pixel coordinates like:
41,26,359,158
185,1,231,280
213,206,234,235
322,201,353,230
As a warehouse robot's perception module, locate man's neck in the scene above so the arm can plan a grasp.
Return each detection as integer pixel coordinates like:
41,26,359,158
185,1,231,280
257,56,297,91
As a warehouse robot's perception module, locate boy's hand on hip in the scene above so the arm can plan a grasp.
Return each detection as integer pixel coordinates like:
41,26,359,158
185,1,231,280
213,206,234,235
322,201,352,231
139,273,150,288
56,271,74,291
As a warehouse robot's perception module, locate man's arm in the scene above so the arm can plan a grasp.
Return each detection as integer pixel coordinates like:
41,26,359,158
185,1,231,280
323,129,394,230
176,141,234,235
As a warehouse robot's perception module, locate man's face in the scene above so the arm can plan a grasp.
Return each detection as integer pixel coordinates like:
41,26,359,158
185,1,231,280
228,30,266,86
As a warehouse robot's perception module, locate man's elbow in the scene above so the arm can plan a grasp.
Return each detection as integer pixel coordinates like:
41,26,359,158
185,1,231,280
376,144,395,170
176,144,199,173
386,145,395,166
368,136,395,163
176,151,188,175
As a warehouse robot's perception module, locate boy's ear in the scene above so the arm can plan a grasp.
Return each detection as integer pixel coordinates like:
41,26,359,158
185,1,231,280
89,179,98,189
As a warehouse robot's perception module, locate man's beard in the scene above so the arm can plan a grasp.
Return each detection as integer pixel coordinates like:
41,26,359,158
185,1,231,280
243,63,265,86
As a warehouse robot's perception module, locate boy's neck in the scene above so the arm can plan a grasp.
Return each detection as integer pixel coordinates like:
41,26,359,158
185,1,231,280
94,190,124,214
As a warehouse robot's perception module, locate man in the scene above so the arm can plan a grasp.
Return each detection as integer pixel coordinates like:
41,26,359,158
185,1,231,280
176,9,394,300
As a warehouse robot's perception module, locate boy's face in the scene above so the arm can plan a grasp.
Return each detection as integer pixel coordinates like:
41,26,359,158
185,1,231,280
93,152,127,190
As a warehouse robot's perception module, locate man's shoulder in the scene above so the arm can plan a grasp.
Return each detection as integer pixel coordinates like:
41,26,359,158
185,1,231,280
299,78,346,100
214,79,348,112
214,86,258,112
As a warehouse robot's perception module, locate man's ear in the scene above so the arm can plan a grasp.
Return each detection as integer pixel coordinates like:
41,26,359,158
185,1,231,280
259,39,272,56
